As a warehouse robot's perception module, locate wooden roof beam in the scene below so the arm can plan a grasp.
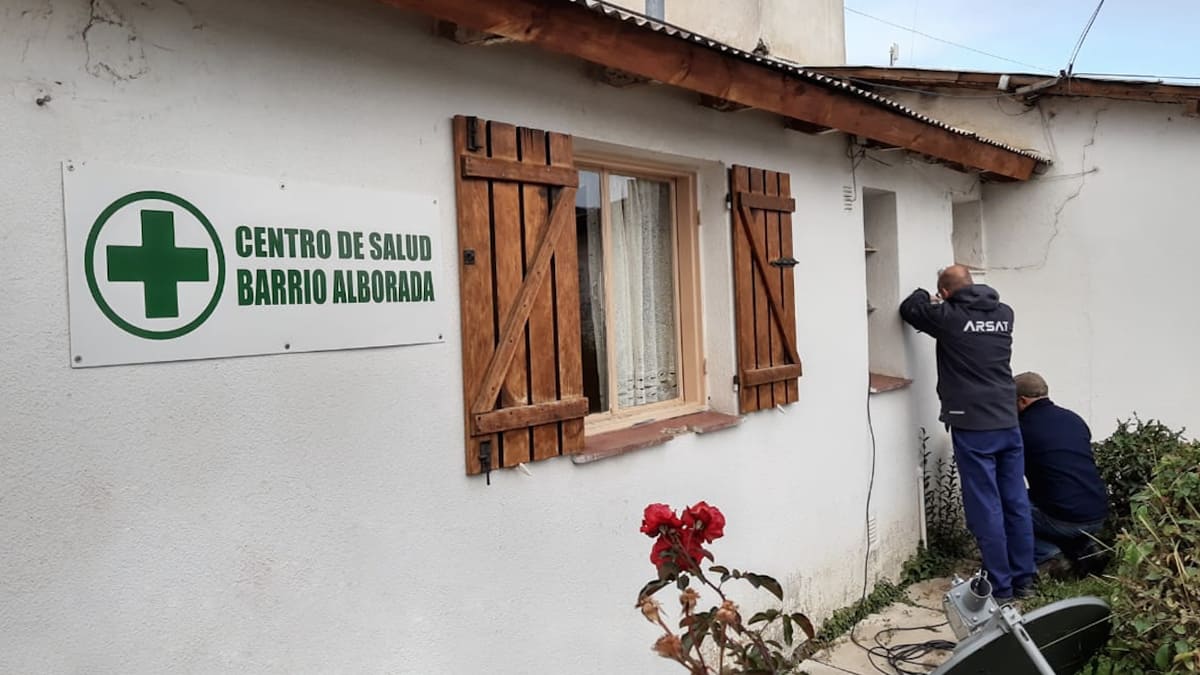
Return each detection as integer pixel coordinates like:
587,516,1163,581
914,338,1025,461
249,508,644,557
816,67,1200,107
586,64,652,88
786,118,836,135
380,0,1039,181
434,20,511,46
699,95,750,112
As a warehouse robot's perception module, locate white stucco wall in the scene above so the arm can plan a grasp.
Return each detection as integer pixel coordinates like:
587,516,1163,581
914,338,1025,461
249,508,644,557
607,0,847,65
2,1,959,672
985,98,1200,438
882,88,1200,438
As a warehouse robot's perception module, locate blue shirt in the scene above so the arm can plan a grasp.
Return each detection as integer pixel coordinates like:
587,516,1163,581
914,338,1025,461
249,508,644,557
1019,399,1109,523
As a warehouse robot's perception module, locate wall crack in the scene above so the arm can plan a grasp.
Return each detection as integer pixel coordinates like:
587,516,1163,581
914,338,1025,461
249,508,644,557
82,0,149,82
991,105,1107,272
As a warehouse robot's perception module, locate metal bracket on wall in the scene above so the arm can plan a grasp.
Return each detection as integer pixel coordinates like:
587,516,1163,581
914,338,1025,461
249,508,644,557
478,439,493,485
466,116,483,152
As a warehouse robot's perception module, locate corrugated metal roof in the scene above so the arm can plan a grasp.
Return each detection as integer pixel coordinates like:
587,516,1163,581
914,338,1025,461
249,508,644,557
567,0,1051,164
814,66,1200,105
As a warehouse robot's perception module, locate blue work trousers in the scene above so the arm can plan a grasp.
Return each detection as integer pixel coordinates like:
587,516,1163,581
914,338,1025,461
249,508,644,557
951,427,1036,598
1031,505,1105,565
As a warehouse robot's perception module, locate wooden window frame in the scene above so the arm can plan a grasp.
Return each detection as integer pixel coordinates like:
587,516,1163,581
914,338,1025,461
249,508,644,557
574,153,705,435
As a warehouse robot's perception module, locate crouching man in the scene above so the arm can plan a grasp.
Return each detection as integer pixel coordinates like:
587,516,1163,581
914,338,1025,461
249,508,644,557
1015,372,1109,577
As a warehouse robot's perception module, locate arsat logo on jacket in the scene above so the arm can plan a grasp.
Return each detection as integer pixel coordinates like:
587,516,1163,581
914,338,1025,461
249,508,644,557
963,320,1011,333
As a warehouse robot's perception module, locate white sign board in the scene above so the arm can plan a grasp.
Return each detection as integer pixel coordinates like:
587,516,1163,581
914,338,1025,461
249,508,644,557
63,161,445,367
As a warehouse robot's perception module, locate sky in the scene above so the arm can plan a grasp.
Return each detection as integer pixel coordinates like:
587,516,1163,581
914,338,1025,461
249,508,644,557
843,0,1200,81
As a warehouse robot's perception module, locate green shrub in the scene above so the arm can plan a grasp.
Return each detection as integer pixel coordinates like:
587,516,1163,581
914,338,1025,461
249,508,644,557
1094,416,1191,539
919,428,975,562
1103,440,1200,673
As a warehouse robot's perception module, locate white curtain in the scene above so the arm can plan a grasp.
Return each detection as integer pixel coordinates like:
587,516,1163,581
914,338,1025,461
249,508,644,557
609,175,679,407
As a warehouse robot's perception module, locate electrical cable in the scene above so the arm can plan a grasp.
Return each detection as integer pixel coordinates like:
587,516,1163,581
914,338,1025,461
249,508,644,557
844,6,1050,72
862,375,877,607
1065,0,1107,76
847,378,893,674
873,624,957,674
847,379,958,674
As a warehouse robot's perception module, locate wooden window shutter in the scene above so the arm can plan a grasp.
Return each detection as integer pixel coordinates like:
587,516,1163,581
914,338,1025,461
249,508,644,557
730,165,802,414
453,115,587,476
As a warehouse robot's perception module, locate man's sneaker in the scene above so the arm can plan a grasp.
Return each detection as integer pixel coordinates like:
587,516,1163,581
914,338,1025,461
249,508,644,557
1072,541,1112,577
1038,555,1074,581
1015,580,1038,599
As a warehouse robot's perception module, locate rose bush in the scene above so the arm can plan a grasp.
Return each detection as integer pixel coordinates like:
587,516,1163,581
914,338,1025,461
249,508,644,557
635,502,814,674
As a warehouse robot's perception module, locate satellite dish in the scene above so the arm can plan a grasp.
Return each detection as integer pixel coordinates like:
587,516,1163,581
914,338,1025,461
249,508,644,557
933,588,1111,675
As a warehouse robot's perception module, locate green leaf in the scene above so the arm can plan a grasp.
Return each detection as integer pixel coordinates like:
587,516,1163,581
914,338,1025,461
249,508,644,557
637,577,671,601
748,609,779,625
783,615,794,645
709,565,729,576
793,613,816,640
676,575,690,591
744,573,785,600
1156,643,1172,669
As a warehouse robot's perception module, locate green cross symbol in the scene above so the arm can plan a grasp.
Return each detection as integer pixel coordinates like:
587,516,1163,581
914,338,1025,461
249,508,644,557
106,209,210,319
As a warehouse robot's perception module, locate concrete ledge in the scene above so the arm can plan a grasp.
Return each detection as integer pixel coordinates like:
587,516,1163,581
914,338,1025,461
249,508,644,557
869,372,913,395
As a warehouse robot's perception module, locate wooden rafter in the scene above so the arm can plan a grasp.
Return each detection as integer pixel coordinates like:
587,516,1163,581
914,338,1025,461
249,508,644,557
785,118,836,135
586,64,652,88
816,67,1200,107
434,20,510,46
380,0,1039,181
699,94,750,112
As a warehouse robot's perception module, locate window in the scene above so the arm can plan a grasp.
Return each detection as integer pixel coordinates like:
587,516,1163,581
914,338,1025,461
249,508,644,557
574,161,703,431
451,116,799,475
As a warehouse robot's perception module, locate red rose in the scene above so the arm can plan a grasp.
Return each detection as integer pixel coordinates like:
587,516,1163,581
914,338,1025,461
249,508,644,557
678,528,708,565
640,503,683,537
650,535,673,568
650,532,707,571
683,501,726,542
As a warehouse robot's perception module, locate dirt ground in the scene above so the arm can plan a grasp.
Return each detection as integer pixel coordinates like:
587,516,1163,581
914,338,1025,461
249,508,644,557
801,578,959,675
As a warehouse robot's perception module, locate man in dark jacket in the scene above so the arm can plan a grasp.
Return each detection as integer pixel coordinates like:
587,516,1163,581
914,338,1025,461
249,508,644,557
1015,372,1108,577
900,265,1035,600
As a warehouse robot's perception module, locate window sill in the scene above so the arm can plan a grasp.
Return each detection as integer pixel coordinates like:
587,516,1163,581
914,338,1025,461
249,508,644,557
571,411,741,465
869,372,913,395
